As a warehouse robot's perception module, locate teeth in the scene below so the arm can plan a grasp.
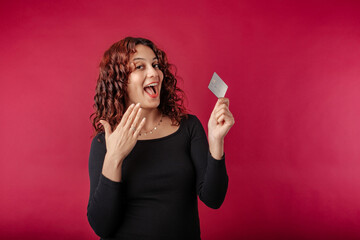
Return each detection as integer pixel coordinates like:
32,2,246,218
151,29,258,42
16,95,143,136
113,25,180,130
145,83,158,87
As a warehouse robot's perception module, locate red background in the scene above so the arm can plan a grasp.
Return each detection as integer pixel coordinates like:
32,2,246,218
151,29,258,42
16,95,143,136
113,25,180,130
1,0,360,239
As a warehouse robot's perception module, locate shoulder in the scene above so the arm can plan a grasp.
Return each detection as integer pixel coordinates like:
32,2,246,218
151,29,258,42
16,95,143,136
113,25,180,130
90,132,106,149
181,114,203,127
89,132,106,166
181,114,199,123
181,114,205,136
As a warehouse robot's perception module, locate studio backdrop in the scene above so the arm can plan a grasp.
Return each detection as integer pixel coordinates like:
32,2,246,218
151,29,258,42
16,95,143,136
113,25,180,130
1,0,360,239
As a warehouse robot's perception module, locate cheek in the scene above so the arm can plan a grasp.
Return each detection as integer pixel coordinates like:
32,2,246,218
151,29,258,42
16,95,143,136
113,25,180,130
128,73,143,86
126,78,140,95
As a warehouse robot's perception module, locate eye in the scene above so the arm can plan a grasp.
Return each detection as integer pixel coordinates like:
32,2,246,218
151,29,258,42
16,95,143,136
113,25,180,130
153,63,160,69
135,64,144,70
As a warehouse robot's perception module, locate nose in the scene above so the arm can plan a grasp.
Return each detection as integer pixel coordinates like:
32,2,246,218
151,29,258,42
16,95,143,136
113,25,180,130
147,65,159,78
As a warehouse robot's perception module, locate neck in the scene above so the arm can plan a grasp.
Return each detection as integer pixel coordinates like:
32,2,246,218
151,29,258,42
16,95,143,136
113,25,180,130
139,108,162,132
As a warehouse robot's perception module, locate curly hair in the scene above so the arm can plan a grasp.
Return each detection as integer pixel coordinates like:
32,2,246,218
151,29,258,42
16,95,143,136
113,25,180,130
90,37,187,135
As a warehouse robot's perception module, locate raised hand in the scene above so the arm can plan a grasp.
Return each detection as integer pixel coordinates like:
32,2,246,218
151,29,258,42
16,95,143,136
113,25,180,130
208,98,235,160
99,103,146,181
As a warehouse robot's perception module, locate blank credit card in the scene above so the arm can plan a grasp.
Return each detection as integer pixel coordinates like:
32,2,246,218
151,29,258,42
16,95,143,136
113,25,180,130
208,72,228,98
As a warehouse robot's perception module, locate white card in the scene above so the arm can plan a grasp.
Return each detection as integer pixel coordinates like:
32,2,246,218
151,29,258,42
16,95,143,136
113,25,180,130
208,72,228,98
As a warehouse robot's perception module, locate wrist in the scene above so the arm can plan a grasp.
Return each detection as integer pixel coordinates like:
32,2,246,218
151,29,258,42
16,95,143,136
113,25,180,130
104,153,124,167
208,136,224,145
102,154,123,182
208,138,224,160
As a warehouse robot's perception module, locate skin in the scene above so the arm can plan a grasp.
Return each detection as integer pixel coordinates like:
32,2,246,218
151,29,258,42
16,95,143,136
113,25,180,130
125,44,164,111
100,44,235,182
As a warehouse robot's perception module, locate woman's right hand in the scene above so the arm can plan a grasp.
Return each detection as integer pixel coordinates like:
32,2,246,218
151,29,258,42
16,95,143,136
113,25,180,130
99,103,146,181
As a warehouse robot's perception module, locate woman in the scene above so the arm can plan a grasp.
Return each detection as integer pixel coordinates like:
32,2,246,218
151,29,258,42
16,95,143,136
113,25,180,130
87,37,235,240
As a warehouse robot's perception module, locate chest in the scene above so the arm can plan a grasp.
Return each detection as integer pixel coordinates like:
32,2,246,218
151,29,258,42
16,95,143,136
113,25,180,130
121,137,195,199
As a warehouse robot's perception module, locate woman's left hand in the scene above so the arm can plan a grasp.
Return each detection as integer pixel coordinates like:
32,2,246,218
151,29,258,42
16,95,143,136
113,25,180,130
208,97,235,144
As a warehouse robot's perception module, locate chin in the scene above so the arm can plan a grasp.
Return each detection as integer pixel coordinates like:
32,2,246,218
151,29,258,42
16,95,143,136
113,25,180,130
143,100,160,109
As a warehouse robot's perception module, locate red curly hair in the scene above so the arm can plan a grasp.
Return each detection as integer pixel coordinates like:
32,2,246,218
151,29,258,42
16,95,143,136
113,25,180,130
90,37,187,135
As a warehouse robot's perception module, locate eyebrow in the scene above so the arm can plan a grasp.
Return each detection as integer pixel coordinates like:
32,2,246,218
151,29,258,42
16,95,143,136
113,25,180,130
133,57,158,61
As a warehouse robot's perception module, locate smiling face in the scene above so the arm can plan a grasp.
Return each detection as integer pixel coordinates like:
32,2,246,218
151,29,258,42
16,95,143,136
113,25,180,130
126,44,164,109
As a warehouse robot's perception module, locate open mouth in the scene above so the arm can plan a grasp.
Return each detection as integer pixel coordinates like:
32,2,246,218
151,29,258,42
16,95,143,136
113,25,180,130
144,82,159,98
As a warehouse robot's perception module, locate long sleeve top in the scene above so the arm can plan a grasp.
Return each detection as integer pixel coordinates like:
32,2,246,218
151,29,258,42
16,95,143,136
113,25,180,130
87,114,228,240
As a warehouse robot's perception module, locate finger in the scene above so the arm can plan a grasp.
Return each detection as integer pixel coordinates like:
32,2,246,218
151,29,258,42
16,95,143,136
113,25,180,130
217,112,235,126
133,117,146,137
217,114,226,124
212,98,222,112
211,98,229,117
217,98,229,107
216,109,231,121
131,107,142,129
99,120,111,137
222,97,230,107
214,104,229,116
215,108,227,120
210,100,221,119
124,103,141,129
118,103,135,128
226,113,235,126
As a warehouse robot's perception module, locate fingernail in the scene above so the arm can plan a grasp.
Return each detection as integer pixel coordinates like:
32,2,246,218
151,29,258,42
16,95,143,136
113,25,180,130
136,102,140,106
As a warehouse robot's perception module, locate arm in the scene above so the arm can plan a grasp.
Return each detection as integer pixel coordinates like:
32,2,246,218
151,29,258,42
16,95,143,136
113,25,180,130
87,134,124,238
87,103,146,237
191,98,235,209
208,97,235,160
190,116,229,209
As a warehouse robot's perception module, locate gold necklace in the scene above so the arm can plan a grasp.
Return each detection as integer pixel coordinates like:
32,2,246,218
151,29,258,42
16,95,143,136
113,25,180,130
139,114,163,136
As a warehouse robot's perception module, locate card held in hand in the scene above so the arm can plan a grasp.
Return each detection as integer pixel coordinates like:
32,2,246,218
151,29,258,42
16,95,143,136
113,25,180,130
208,72,228,98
